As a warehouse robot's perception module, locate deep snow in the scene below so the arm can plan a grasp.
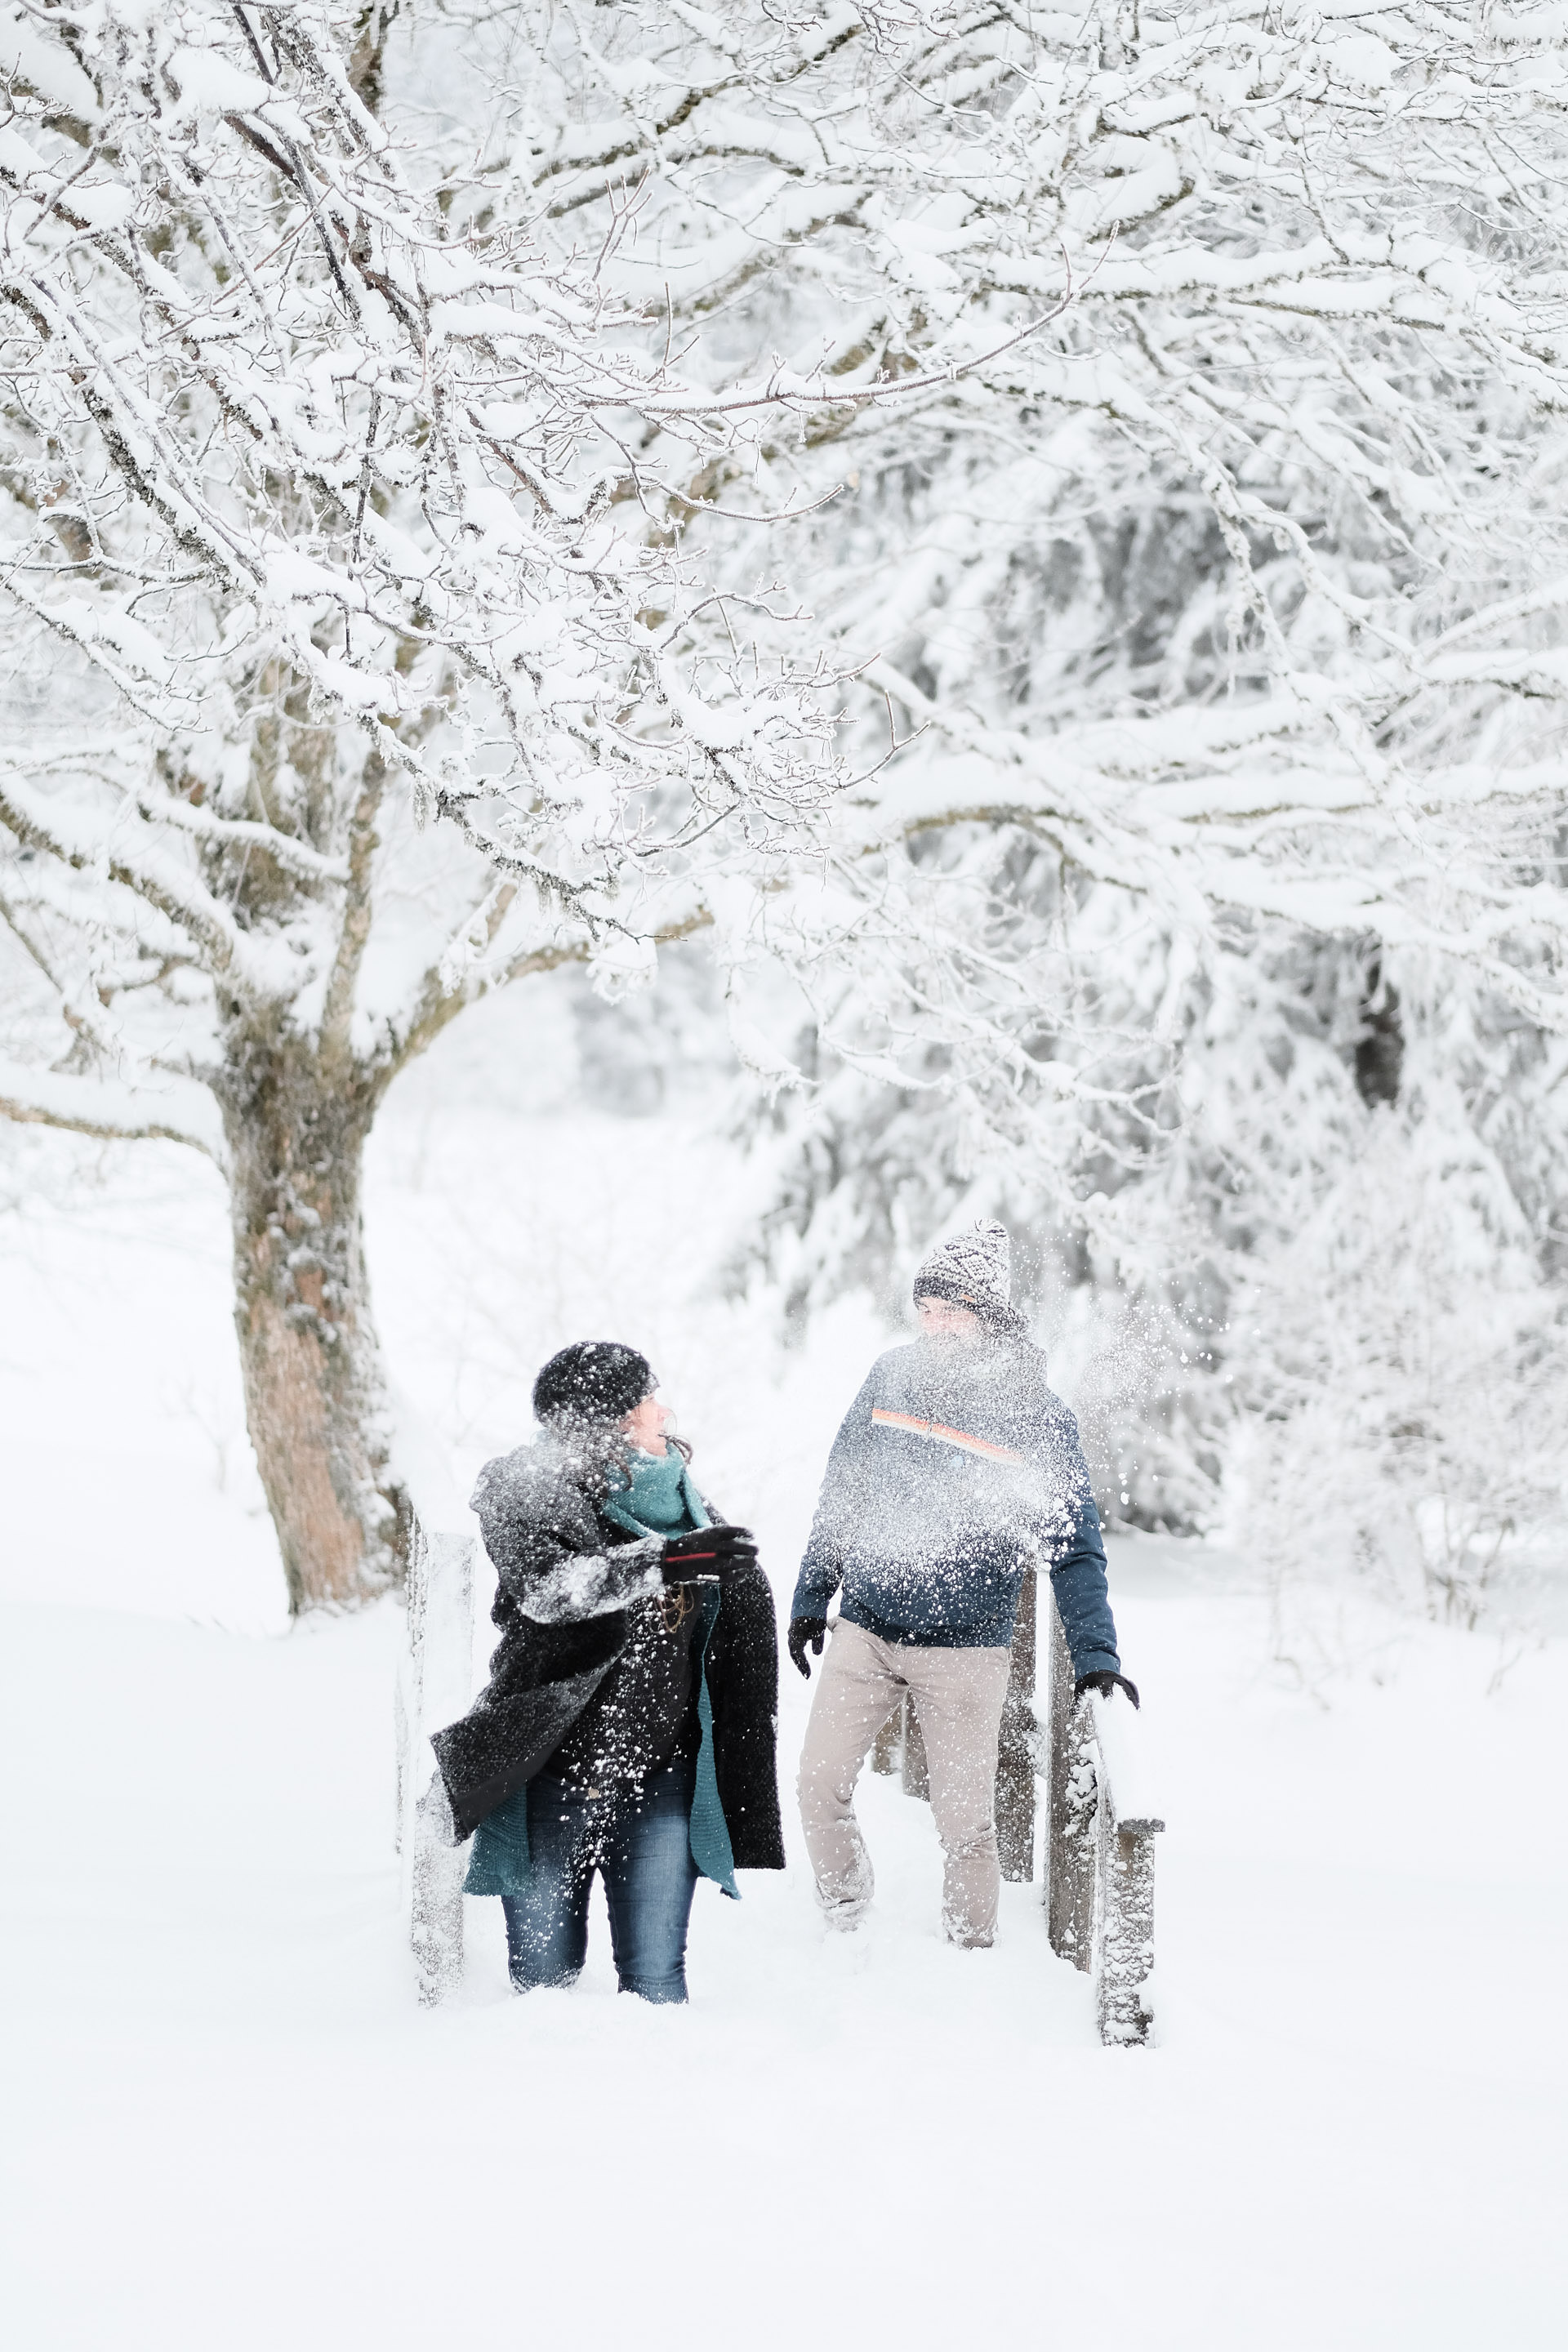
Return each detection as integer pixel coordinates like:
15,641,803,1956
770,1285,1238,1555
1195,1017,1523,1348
2,996,1565,2348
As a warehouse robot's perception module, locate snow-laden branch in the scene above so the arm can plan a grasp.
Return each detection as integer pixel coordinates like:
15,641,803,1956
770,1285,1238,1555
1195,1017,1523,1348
0,1056,225,1161
517,0,1568,1125
0,0,858,1015
5,0,1568,1233
0,768,283,999
127,789,349,888
380,894,716,1088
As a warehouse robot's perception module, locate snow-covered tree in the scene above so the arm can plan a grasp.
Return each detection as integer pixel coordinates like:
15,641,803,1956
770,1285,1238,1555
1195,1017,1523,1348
0,0,844,1606
6,0,1567,1604
465,0,1568,1550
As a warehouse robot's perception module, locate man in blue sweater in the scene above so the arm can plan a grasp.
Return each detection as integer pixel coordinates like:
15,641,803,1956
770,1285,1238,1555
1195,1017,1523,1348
789,1220,1137,1948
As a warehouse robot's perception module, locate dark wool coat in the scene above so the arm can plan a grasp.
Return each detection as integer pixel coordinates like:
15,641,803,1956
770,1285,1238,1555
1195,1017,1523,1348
791,1335,1121,1671
430,1431,786,1871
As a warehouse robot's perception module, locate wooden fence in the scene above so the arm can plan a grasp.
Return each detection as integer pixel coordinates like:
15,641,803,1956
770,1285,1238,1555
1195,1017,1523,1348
871,1569,1164,2043
398,1510,1161,2040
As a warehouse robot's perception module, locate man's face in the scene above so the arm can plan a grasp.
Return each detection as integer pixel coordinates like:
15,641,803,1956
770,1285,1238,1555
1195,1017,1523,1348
915,1296,980,1343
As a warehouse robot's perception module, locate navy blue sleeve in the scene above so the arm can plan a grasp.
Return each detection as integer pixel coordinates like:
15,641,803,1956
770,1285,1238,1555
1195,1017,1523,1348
1046,1494,1120,1680
790,1370,877,1622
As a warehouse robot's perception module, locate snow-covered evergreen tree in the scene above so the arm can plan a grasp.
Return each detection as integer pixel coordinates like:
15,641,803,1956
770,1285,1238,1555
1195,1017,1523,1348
466,0,1568,1561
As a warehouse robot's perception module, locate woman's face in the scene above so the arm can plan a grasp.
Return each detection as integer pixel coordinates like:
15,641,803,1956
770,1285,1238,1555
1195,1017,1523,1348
621,1392,673,1454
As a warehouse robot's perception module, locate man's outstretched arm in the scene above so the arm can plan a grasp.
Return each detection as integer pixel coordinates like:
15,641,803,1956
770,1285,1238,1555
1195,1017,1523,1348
1046,1494,1123,1684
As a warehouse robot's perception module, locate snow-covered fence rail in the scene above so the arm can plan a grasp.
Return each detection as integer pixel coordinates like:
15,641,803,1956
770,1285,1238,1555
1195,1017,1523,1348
394,1493,476,2007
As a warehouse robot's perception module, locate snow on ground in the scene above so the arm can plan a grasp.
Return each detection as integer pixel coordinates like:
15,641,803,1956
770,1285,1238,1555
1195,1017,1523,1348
3,1004,1566,2347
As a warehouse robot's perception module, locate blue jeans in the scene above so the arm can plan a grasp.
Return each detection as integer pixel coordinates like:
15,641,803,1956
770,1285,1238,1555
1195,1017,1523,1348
501,1757,699,2005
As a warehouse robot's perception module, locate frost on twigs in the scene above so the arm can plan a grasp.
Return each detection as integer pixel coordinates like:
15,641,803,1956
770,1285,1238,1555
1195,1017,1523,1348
0,0,845,896
588,930,658,1004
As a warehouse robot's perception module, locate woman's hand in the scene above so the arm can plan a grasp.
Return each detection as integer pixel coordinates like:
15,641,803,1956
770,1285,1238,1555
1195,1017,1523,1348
662,1526,760,1584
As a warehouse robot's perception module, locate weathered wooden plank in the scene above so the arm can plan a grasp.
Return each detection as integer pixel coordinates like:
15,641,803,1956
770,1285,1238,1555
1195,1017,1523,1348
1041,1582,1163,2038
399,1514,475,2007
411,1812,468,2009
996,1570,1037,1882
1046,1595,1098,1971
1094,1810,1158,2045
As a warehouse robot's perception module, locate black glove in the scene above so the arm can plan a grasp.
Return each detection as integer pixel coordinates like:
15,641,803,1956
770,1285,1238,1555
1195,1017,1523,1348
662,1525,759,1584
788,1616,828,1679
1076,1669,1140,1710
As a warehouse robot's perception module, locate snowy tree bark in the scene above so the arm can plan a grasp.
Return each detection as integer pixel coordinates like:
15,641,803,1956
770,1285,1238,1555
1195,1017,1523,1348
222,1040,388,1610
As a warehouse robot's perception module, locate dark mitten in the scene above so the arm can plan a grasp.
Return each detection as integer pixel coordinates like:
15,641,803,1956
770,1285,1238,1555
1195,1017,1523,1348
787,1616,828,1679
1075,1669,1140,1710
662,1525,760,1584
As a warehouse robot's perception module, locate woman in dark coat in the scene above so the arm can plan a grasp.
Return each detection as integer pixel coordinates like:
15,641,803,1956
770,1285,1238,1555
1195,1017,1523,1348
431,1340,784,2005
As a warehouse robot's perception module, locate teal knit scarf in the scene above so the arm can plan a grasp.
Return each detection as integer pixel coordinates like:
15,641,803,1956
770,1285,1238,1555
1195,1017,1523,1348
602,1444,710,1537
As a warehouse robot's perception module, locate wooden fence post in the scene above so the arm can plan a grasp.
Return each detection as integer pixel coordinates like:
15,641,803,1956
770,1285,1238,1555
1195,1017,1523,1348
1046,1595,1098,1971
1085,1686,1164,2045
396,1504,475,2007
1094,1810,1159,2043
996,1571,1037,1880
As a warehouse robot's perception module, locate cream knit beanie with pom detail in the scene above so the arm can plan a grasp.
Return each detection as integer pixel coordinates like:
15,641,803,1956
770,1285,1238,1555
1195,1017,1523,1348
911,1218,1026,1334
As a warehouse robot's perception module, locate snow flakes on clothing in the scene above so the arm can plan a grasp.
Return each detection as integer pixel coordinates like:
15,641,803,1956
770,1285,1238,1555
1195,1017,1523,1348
516,1537,667,1626
791,1337,1121,1673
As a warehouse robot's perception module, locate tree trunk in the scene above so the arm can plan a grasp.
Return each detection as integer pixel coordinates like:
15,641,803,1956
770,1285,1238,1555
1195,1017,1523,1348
220,1038,403,1613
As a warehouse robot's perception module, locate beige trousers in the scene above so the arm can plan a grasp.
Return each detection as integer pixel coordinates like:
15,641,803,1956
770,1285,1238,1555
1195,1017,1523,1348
797,1620,1012,1948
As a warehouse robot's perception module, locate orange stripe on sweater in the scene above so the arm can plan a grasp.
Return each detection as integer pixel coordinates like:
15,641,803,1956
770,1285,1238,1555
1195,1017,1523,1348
870,1407,1022,1465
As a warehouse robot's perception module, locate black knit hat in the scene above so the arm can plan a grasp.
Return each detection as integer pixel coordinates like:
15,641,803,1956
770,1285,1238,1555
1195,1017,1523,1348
532,1341,655,1427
